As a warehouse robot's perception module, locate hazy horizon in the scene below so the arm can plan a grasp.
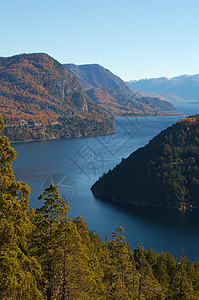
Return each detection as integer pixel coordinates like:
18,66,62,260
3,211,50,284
1,0,199,81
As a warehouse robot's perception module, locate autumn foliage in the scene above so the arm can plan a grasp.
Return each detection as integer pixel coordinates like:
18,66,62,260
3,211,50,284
0,53,115,140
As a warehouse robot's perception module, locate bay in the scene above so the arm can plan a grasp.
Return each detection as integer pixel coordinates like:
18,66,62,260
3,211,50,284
12,102,199,260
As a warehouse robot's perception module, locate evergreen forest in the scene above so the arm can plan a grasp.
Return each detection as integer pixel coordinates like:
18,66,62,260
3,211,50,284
1,115,199,299
91,115,199,210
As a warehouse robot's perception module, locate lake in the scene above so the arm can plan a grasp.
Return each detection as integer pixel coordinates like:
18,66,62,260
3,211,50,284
12,102,199,260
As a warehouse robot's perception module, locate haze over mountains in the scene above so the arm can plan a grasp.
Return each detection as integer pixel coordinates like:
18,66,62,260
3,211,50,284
65,63,178,116
128,74,199,103
0,53,184,142
64,63,133,97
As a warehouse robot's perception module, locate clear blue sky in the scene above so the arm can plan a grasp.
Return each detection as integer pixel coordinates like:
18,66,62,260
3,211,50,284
1,0,199,81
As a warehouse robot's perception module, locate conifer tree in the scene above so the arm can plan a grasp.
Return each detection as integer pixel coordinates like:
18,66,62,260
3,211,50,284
106,227,139,299
134,242,164,299
189,259,199,296
32,185,104,299
73,216,107,298
31,184,71,299
144,246,157,268
0,116,42,299
153,250,169,294
170,255,196,299
166,251,177,286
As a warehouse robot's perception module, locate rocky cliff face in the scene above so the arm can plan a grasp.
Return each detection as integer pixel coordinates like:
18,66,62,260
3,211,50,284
0,53,115,141
64,63,135,97
65,63,178,116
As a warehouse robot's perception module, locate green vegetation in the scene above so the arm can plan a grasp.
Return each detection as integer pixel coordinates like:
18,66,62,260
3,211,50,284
1,116,199,299
0,53,115,141
0,116,42,299
91,114,199,210
1,116,115,142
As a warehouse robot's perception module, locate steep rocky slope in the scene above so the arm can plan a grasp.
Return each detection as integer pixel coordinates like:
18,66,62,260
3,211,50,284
65,63,178,116
0,53,115,141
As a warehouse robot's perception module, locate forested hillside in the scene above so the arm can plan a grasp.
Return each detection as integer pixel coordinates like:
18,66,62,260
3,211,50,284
0,53,115,141
65,63,179,117
1,116,199,299
91,114,199,210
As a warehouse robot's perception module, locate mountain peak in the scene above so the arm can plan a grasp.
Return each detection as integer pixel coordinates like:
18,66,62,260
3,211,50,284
65,63,177,116
65,62,134,96
128,73,199,102
0,53,115,141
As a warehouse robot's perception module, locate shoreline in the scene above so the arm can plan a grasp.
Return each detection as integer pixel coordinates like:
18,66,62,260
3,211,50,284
8,112,184,144
10,129,116,144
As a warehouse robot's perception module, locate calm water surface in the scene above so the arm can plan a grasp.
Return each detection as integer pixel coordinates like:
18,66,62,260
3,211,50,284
12,103,199,260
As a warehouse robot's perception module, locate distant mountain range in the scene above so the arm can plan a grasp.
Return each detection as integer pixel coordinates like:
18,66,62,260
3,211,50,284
128,74,199,103
65,64,178,116
0,53,115,141
0,53,186,142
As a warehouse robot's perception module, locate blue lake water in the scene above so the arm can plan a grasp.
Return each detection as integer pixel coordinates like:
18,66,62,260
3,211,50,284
12,102,199,260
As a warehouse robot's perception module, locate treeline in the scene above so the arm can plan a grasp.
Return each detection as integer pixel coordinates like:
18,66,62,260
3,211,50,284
1,116,115,142
91,114,199,210
1,116,199,299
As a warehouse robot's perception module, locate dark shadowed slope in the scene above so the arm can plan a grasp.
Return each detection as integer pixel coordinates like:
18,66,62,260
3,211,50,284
91,114,199,210
65,63,178,116
64,63,134,97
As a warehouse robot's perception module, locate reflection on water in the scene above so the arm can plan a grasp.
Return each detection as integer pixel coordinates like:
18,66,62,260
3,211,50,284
109,202,199,233
12,103,199,260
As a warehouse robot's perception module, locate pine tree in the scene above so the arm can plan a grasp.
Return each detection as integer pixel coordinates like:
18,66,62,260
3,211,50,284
32,185,103,299
166,251,177,286
134,242,164,299
189,258,199,297
31,184,71,299
170,255,196,299
153,250,170,295
106,227,139,299
144,246,157,268
0,116,42,299
73,216,107,298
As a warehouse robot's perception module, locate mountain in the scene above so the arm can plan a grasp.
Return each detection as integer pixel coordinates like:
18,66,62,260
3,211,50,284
86,88,179,117
0,53,115,141
64,63,133,97
65,64,178,116
91,114,199,210
128,74,199,103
